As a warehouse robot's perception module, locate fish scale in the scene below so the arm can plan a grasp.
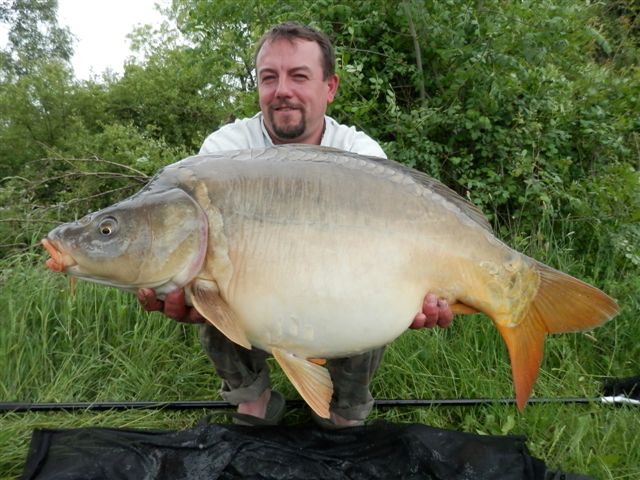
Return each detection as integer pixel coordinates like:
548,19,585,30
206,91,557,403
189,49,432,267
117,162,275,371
42,144,618,419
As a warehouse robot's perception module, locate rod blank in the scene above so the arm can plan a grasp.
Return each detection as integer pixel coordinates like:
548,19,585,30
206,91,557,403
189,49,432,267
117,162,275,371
0,397,601,414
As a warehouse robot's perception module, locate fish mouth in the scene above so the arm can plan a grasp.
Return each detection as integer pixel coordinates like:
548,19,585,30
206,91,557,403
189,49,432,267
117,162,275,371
41,237,164,290
41,238,77,273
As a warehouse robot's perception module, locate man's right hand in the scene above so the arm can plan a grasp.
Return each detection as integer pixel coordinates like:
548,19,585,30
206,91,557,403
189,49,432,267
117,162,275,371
137,288,205,324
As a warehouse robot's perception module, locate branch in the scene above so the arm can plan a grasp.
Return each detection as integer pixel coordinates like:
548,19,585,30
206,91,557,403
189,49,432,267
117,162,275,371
31,171,148,187
402,1,426,102
29,156,151,179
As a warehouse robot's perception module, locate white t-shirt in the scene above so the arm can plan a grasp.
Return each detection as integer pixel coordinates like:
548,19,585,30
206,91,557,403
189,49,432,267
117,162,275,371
199,113,387,158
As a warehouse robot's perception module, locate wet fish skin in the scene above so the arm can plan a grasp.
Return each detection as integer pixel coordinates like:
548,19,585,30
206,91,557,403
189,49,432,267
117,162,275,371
44,188,209,294
42,145,619,418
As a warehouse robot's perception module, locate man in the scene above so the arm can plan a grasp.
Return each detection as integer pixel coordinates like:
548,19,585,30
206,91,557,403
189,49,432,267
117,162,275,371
138,22,453,427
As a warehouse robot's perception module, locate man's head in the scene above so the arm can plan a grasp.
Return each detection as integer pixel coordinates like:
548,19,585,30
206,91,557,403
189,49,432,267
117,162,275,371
255,22,336,80
255,22,339,145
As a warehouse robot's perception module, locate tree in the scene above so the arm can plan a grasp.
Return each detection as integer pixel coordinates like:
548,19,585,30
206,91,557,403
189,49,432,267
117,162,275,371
163,0,639,273
107,33,235,150
1,0,637,273
0,0,76,175
0,0,73,78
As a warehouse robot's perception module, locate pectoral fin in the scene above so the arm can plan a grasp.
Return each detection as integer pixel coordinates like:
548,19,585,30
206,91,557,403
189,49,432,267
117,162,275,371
272,348,333,419
190,279,251,350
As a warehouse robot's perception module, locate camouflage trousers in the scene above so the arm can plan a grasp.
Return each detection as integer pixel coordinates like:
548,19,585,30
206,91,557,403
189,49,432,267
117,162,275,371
199,323,385,422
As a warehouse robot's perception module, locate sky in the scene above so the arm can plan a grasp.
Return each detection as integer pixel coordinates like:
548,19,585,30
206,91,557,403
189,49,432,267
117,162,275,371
1,0,167,79
0,0,168,80
57,0,169,79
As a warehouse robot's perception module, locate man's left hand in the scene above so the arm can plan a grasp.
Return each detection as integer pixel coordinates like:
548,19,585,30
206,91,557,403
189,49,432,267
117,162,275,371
410,293,453,329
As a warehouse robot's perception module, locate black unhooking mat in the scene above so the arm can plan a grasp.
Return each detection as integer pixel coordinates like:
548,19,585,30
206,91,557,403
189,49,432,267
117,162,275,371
21,420,591,480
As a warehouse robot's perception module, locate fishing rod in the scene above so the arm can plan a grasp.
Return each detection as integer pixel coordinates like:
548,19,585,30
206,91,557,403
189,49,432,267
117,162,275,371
1,395,637,414
3,376,637,413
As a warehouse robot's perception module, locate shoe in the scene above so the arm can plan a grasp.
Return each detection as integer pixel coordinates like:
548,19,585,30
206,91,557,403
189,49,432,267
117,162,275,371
231,391,286,426
311,411,365,430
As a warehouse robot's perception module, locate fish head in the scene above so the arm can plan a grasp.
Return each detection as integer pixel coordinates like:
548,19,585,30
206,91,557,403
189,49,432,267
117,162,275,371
42,187,208,293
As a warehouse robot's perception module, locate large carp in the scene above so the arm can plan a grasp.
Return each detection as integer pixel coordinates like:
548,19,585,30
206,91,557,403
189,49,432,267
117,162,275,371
42,145,618,418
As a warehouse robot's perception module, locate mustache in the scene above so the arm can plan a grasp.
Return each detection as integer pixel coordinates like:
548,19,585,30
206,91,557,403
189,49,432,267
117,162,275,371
270,102,303,110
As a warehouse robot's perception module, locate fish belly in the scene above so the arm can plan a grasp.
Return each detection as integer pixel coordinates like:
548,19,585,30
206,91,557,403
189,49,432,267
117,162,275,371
224,224,431,358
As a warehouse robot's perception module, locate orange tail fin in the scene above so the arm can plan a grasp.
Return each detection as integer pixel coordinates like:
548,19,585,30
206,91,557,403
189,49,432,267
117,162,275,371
497,262,618,410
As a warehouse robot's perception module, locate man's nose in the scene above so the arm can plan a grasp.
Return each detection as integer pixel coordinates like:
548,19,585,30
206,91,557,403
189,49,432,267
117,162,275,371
274,78,293,98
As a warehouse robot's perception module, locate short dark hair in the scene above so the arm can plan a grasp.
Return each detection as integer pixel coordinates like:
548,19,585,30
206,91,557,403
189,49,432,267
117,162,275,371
255,22,335,80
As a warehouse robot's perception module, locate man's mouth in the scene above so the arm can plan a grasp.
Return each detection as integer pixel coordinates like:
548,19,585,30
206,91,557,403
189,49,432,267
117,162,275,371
272,104,301,112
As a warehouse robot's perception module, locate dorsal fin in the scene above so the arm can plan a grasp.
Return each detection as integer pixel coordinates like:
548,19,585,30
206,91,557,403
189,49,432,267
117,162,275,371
399,166,493,232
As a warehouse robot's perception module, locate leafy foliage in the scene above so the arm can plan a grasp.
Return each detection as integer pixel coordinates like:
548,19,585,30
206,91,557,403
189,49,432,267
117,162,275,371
1,2,639,478
1,0,638,272
0,0,73,78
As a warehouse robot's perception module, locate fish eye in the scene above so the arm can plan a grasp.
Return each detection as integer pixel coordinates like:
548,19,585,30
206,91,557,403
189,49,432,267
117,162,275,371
98,217,118,236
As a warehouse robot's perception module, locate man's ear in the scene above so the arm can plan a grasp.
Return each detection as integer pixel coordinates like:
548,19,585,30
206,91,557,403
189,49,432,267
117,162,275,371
326,74,339,103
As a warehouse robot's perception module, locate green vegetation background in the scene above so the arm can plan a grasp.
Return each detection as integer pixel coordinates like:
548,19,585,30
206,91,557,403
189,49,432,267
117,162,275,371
1,1,639,479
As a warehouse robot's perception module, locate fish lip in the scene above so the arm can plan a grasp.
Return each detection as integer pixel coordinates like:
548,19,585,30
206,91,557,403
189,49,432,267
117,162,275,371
41,237,77,273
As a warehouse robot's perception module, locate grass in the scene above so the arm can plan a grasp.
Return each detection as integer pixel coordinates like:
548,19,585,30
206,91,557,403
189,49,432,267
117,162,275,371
1,239,639,479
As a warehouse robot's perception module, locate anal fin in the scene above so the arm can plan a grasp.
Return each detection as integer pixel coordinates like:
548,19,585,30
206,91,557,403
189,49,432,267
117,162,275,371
272,348,333,419
189,279,251,350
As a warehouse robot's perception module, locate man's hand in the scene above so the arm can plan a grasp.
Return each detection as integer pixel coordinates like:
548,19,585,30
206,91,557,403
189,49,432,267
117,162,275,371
410,293,454,329
137,288,205,324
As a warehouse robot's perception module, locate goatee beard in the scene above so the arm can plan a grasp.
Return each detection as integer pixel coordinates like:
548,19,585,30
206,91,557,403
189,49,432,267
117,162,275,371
269,107,306,139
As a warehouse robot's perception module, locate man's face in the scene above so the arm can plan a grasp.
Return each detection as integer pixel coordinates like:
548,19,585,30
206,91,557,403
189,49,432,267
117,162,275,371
256,38,339,145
